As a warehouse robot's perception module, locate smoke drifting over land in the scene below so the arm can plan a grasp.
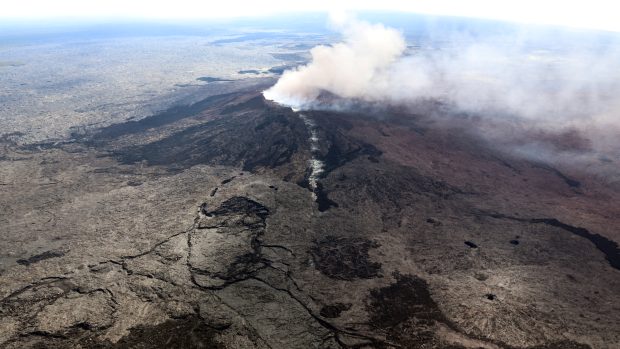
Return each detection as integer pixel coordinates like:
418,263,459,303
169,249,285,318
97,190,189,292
264,14,620,173
263,14,406,106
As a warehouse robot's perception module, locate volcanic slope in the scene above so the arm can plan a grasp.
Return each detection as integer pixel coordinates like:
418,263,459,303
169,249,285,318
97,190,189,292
0,85,619,348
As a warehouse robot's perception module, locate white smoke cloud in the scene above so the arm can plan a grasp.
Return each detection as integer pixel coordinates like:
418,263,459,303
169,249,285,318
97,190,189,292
263,13,406,107
263,14,620,165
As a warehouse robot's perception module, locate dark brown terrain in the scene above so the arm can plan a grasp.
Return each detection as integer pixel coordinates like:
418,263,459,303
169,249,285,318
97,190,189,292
1,82,619,348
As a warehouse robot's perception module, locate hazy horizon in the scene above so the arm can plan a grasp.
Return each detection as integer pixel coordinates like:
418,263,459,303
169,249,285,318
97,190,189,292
2,0,620,33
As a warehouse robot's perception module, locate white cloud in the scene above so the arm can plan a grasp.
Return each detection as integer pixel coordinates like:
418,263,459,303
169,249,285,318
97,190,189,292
263,15,620,161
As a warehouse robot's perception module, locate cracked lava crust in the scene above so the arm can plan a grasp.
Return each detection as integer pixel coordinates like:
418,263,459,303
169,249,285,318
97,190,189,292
1,86,619,349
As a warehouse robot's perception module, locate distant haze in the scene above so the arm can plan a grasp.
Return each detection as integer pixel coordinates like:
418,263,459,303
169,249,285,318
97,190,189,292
3,0,620,33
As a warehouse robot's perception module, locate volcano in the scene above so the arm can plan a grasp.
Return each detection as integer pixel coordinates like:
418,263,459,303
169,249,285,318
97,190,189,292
1,82,619,349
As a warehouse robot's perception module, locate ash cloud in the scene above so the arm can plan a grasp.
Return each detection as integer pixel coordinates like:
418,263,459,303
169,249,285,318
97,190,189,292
264,14,620,174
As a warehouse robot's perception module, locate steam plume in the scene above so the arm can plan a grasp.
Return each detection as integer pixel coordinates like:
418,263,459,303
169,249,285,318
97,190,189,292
263,14,620,168
263,14,406,107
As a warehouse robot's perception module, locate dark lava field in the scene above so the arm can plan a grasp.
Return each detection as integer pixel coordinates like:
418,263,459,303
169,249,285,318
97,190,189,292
1,81,619,348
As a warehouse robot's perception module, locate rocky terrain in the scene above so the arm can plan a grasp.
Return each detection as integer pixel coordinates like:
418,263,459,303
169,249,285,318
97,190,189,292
1,81,619,348
0,31,315,144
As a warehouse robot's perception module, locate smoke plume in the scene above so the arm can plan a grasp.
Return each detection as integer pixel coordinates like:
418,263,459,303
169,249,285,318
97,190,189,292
263,14,406,107
263,14,620,171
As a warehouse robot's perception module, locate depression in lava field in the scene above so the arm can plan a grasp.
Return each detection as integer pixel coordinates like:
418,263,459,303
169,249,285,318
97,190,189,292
1,2,620,349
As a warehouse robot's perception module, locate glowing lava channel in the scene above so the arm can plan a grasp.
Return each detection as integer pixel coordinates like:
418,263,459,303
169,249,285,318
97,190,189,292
298,113,324,198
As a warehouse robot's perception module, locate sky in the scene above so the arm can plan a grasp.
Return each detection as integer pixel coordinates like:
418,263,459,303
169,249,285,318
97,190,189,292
2,0,619,33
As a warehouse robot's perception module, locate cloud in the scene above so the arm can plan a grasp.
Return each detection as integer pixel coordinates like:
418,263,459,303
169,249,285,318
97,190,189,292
264,14,620,166
263,13,406,107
